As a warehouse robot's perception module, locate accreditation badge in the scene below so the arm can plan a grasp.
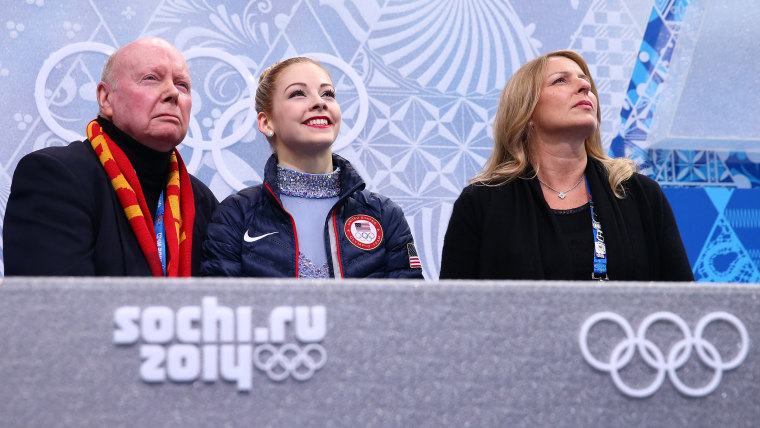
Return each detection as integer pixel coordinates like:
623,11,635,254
595,241,607,259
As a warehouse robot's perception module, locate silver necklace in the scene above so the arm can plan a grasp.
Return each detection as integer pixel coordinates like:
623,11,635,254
538,175,584,199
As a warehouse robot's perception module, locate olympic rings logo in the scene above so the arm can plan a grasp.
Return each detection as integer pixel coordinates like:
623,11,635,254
253,343,327,382
355,231,375,241
579,311,750,398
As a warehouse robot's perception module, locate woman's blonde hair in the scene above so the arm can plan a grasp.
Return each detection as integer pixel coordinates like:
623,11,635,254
255,56,331,114
474,50,635,198
255,57,332,151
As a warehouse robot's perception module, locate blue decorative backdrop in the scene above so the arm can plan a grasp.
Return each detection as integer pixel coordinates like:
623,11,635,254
1,0,757,281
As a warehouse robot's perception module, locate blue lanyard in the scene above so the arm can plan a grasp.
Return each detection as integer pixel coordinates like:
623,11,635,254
585,177,608,280
154,190,167,276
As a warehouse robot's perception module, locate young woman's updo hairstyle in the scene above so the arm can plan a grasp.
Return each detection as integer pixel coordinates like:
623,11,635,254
255,57,332,114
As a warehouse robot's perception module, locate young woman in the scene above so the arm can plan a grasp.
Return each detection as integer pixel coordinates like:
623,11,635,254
202,57,423,279
439,50,693,281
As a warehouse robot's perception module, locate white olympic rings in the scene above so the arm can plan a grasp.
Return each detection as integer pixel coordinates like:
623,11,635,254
253,343,327,382
355,231,375,241
579,311,749,398
34,42,116,143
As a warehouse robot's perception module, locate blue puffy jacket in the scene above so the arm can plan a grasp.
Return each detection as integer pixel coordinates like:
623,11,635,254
201,154,424,278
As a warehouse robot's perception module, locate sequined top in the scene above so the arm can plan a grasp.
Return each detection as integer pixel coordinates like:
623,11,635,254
277,165,340,198
277,165,341,278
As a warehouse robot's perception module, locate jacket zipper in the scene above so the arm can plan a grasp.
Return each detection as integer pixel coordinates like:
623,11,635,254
328,206,344,279
265,183,300,278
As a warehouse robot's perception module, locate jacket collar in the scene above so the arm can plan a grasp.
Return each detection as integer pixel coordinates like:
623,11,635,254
263,153,365,201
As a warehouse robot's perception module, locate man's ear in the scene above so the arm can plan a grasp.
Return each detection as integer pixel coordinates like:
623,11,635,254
257,111,273,136
97,82,114,119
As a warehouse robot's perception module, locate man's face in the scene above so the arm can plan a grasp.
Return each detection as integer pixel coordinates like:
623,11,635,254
98,38,192,152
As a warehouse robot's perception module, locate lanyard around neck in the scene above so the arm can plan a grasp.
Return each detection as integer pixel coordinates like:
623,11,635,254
154,190,167,276
585,177,608,280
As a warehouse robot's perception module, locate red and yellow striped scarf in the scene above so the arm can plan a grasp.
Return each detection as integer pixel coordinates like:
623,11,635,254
87,119,196,276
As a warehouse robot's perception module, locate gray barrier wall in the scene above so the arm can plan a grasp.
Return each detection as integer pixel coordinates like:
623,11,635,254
1,278,758,427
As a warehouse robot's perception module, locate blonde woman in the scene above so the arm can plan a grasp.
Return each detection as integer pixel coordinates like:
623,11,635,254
202,57,423,278
440,50,692,281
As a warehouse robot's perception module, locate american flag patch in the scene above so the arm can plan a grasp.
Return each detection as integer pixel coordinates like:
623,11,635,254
407,243,421,268
354,221,371,232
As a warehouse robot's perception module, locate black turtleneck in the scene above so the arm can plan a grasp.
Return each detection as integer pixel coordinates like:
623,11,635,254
97,116,172,222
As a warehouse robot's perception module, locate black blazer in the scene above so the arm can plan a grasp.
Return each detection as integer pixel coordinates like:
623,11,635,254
440,157,694,281
3,140,218,276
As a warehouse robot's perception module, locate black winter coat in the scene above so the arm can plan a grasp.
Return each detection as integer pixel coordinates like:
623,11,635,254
4,140,218,276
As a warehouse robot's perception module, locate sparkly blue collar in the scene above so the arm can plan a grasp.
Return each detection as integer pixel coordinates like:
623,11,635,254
277,164,341,199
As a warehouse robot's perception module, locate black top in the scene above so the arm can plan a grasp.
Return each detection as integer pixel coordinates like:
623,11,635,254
553,203,593,280
439,158,694,281
98,116,170,221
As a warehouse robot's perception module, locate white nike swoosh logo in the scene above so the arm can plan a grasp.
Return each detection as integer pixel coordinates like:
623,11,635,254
243,231,278,243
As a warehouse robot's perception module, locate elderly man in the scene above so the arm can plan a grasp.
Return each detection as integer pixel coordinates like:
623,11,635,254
4,37,218,276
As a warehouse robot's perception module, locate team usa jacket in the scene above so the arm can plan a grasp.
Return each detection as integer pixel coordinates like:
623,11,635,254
201,154,424,278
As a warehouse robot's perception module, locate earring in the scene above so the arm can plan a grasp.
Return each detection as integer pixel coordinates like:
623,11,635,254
266,130,274,138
